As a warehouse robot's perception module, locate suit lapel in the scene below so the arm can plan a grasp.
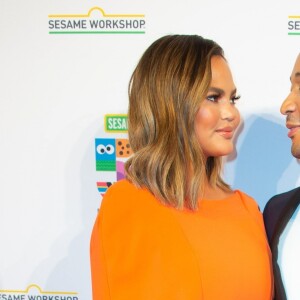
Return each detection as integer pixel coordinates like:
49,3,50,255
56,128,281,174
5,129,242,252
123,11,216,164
271,188,300,300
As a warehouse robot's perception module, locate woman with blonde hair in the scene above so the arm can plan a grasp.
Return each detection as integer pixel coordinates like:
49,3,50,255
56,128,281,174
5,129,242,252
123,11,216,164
90,34,273,299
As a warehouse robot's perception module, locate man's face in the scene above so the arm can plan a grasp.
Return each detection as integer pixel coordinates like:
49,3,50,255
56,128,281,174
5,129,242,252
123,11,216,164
281,54,300,158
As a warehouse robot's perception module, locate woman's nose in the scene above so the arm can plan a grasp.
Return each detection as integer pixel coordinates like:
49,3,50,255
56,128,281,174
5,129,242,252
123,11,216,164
220,102,237,121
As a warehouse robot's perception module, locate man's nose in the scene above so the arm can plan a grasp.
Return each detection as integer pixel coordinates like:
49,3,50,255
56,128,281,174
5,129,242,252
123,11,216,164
280,92,297,115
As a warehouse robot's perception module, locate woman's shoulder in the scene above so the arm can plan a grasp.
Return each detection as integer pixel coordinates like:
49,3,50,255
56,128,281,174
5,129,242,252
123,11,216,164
105,179,140,196
97,179,170,240
100,179,159,215
235,190,261,213
235,190,266,230
104,179,152,201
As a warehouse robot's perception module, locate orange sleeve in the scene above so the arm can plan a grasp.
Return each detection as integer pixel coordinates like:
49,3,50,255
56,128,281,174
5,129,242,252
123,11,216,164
90,180,201,300
90,205,111,299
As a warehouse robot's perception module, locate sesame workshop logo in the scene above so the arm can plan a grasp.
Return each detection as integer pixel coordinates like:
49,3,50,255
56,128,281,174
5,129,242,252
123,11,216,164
48,7,146,34
288,15,300,35
0,284,78,300
95,114,132,196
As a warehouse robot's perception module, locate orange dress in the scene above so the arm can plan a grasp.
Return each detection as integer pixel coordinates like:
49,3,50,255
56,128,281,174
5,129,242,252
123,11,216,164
90,179,273,300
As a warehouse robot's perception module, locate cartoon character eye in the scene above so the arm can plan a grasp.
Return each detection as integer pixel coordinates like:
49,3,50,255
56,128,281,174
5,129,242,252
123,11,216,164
96,144,106,155
106,144,115,155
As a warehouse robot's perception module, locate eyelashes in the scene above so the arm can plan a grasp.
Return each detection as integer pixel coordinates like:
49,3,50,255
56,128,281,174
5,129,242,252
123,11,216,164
230,95,241,105
206,94,220,102
206,94,241,105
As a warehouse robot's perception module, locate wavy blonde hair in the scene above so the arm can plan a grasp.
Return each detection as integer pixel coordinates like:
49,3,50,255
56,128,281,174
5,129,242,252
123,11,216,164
125,35,231,210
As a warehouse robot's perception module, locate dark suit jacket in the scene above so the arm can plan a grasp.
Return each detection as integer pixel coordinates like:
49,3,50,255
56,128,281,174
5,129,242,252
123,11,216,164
263,187,300,300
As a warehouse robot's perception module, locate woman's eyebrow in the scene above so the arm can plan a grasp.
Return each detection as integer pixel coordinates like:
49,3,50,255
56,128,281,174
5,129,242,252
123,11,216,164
208,87,237,96
208,87,224,93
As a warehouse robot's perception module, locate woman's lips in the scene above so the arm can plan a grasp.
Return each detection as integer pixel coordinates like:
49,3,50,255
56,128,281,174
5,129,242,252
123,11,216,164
216,127,234,139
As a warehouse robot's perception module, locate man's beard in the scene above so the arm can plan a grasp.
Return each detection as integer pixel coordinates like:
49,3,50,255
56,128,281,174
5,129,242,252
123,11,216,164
291,140,300,159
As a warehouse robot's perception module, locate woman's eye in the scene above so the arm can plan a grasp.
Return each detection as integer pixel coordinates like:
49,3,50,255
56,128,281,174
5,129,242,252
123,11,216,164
206,94,219,102
230,95,241,105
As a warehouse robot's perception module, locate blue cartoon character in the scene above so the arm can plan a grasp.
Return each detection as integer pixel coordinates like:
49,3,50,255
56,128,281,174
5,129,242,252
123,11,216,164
95,138,116,171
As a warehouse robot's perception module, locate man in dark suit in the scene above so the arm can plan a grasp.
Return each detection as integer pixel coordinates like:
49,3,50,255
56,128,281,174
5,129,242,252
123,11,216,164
264,53,300,300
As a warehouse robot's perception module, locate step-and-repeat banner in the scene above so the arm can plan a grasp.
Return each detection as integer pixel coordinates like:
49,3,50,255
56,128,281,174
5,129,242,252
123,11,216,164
0,0,299,299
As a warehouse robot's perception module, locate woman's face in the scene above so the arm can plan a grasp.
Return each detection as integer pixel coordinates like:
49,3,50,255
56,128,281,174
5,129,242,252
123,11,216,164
195,55,240,158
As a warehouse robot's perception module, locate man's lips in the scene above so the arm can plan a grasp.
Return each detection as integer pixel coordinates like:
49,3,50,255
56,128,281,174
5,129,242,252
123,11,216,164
286,123,300,138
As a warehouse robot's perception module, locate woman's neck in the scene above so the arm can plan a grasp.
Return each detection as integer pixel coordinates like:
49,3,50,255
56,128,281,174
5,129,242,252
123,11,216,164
202,180,233,200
